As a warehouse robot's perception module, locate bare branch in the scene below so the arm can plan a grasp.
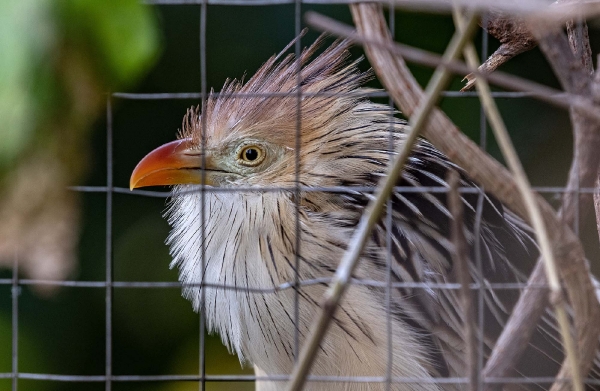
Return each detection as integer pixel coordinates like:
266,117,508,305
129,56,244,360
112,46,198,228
389,0,600,23
462,13,536,91
394,0,598,93
594,63,600,245
447,170,477,391
596,175,600,245
305,12,600,126
346,3,600,390
458,10,589,391
454,10,584,391
531,18,600,391
532,23,599,230
462,0,594,91
483,264,550,389
473,13,600,388
565,21,593,75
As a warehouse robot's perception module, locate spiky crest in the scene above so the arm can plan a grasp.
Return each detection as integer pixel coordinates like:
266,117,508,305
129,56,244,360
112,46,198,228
179,35,376,149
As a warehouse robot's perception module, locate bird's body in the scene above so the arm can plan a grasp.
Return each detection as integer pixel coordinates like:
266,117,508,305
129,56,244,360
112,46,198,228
131,37,598,390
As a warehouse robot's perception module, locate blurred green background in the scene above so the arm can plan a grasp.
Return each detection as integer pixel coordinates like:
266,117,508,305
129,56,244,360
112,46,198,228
0,1,598,391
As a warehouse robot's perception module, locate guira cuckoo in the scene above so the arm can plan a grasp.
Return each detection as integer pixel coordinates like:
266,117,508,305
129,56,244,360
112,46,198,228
130,37,600,390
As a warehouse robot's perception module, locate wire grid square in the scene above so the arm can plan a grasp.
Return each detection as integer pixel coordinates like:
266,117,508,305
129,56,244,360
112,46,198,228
18,287,106,377
110,185,174,287
111,288,199,376
4,0,592,390
111,100,202,191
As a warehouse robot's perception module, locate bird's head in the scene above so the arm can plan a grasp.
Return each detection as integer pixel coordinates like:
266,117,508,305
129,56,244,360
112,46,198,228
130,36,402,193
127,37,425,362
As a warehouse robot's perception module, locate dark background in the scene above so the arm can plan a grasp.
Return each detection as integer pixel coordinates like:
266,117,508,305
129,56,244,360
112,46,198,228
1,3,599,391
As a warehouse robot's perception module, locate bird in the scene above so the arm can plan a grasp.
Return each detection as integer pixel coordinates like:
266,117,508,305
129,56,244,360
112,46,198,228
129,36,598,390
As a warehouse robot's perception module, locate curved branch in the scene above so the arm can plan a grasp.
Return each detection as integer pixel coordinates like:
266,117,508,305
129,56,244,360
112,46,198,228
349,2,600,389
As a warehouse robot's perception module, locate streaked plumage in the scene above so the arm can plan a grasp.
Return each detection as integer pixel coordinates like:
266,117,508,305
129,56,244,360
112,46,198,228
131,37,600,390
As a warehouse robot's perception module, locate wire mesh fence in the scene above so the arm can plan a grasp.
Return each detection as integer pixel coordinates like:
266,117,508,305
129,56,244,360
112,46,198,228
2,1,599,391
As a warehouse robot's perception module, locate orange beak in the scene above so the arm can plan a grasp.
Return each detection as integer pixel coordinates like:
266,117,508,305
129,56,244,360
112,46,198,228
130,139,210,190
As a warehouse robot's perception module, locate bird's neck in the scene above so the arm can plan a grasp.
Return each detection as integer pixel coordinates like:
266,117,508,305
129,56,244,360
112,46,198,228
166,190,439,390
167,191,325,354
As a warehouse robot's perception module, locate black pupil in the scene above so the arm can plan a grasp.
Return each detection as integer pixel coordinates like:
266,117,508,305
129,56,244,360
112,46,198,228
245,148,259,161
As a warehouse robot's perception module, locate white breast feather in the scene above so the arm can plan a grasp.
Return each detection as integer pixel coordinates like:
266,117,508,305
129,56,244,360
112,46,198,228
166,186,442,391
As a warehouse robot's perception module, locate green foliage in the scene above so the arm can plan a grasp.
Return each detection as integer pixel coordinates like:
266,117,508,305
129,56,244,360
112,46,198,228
0,311,48,391
0,0,160,171
0,0,50,168
54,0,160,87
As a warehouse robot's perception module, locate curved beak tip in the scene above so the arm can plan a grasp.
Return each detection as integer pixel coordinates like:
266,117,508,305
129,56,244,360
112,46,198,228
130,139,207,190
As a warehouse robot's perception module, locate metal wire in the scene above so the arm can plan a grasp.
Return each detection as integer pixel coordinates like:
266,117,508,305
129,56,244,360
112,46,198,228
0,277,577,291
475,19,489,391
8,1,594,390
110,91,535,99
105,95,113,391
199,1,208,389
11,255,18,391
3,373,600,385
69,185,600,196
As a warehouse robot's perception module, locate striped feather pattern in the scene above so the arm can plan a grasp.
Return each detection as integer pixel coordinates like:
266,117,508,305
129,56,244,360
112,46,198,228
163,37,600,390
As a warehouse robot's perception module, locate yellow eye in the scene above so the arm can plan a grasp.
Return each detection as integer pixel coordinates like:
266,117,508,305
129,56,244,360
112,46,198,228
238,145,265,166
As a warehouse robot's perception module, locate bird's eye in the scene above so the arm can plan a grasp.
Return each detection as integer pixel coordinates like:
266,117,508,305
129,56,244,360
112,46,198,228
238,145,265,166
245,148,259,161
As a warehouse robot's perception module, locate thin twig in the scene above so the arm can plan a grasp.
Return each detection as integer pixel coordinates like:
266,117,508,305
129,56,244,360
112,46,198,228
483,265,550,390
447,170,477,391
453,9,585,391
462,13,536,91
462,0,594,91
305,12,600,125
284,12,481,391
559,0,594,75
594,64,600,245
388,0,600,23
596,176,600,245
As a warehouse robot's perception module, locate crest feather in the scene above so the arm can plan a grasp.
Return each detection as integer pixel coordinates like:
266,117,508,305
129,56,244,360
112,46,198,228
180,34,374,147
